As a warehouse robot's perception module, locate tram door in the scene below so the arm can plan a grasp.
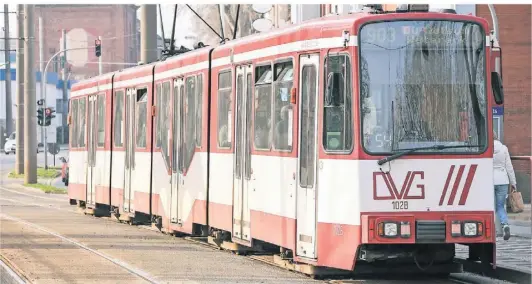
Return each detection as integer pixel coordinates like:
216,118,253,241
123,88,136,213
232,65,253,241
296,54,319,259
86,95,98,207
170,78,185,224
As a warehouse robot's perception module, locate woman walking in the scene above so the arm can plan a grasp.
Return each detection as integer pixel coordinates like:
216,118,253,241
493,130,517,241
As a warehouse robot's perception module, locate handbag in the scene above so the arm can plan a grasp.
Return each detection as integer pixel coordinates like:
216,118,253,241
508,187,525,213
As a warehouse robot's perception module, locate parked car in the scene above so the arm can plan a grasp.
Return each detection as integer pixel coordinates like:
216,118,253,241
4,132,41,154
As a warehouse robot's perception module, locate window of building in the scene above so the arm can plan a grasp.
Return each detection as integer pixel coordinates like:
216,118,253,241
78,98,86,147
323,54,353,152
217,70,232,148
254,64,273,150
272,61,294,151
136,88,148,148
97,94,106,147
196,74,203,147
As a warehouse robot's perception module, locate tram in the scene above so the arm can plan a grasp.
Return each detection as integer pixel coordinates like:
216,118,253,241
68,5,503,274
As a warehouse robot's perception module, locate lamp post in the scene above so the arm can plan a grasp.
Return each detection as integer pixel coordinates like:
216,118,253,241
42,46,94,169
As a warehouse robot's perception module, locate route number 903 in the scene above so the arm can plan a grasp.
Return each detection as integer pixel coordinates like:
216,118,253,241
392,201,408,210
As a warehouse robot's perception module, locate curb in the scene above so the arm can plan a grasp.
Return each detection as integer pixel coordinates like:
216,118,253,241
458,258,532,284
0,255,28,284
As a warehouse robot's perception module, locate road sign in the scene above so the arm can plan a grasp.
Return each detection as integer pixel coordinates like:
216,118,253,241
48,143,60,155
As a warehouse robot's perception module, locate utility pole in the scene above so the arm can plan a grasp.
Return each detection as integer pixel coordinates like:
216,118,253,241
98,36,102,75
4,4,13,138
23,4,36,184
40,17,47,169
63,30,68,145
140,4,157,64
15,4,24,175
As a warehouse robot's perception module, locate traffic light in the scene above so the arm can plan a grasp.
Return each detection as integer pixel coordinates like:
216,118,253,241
44,107,56,127
37,108,44,126
95,39,101,57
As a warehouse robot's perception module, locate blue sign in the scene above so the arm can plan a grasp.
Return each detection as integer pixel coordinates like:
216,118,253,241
492,106,504,115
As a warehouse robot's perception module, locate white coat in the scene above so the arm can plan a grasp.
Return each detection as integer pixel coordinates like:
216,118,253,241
493,140,517,186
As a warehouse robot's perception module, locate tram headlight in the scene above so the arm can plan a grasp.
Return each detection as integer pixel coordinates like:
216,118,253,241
463,221,483,237
451,221,483,237
378,222,399,237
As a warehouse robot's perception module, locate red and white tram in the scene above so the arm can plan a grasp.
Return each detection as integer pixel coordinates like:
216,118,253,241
68,7,504,274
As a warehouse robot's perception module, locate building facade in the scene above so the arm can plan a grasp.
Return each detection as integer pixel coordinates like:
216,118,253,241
34,5,139,81
0,68,73,145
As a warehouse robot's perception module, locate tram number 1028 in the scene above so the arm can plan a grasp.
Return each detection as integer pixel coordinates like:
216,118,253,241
392,201,409,210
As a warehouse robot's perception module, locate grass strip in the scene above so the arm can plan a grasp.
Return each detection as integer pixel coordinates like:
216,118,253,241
24,183,67,194
8,167,60,179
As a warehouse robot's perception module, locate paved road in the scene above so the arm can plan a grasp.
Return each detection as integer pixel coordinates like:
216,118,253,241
1,148,68,168
1,148,68,189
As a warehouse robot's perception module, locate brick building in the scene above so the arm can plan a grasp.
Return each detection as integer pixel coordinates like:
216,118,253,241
477,4,531,202
34,5,139,81
476,5,531,156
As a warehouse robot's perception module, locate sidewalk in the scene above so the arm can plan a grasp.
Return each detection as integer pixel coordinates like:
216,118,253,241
456,236,532,273
507,204,531,238
508,204,531,222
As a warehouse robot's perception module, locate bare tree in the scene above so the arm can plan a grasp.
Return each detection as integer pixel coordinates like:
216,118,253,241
183,5,291,46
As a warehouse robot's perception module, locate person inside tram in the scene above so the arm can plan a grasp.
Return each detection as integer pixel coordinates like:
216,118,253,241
493,130,517,241
254,118,270,149
274,105,291,150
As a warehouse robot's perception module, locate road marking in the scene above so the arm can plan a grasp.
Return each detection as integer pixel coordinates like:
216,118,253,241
0,213,161,284
0,197,69,212
0,185,66,202
0,257,26,284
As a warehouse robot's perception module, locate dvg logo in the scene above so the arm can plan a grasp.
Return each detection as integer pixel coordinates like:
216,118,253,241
373,171,425,200
439,165,478,206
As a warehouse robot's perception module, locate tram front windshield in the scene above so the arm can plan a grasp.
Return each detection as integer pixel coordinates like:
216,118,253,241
359,20,488,154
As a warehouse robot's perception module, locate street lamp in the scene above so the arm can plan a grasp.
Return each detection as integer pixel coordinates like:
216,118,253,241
42,46,95,168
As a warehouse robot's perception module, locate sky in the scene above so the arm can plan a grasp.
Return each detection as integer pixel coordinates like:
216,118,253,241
1,4,194,46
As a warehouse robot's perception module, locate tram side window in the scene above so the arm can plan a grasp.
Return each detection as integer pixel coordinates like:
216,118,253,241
323,54,353,152
97,94,106,147
155,83,162,148
114,91,124,147
161,82,171,165
254,64,273,150
185,76,196,168
196,74,203,147
136,88,148,148
78,98,86,147
273,61,293,151
71,99,79,148
217,70,232,148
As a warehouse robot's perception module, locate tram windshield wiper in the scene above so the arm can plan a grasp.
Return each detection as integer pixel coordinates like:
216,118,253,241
377,144,481,166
